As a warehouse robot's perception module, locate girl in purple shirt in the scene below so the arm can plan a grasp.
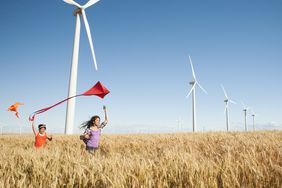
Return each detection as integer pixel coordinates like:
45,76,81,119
80,106,108,154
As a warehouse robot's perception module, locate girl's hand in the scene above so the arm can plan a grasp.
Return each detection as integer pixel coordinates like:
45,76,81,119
103,105,107,111
84,134,90,139
48,135,53,141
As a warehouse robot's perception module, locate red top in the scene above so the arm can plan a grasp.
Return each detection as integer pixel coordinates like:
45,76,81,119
35,133,47,148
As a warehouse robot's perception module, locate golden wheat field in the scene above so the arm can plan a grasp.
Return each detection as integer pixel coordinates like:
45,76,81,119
0,131,281,188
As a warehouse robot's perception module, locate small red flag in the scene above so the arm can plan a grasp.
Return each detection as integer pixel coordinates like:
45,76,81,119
29,82,110,121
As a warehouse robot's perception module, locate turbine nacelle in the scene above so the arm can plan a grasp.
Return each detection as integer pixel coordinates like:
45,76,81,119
189,80,196,85
73,8,82,16
251,112,257,117
241,102,250,112
250,108,258,117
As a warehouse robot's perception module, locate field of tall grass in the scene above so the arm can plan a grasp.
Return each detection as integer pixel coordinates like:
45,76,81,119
0,131,281,187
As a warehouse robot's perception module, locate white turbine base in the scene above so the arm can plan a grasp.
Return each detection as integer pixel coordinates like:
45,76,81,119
65,15,81,135
192,88,196,132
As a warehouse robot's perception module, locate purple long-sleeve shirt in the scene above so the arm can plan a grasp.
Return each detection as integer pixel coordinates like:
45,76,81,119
86,129,101,148
84,122,106,148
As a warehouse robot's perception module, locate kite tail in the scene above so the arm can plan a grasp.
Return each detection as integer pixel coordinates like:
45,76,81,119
29,94,83,121
29,114,36,121
28,81,110,121
15,112,20,119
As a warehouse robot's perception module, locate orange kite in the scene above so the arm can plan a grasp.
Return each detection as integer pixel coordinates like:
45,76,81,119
8,102,24,118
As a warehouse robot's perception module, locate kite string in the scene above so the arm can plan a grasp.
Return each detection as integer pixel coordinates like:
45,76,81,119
29,94,83,121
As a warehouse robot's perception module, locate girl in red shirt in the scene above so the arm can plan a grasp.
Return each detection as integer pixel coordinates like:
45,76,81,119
32,118,52,148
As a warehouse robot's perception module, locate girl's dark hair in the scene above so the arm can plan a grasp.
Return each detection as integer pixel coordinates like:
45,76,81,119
80,115,100,129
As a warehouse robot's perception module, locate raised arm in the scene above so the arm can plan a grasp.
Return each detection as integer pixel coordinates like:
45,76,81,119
104,105,108,124
99,106,108,129
32,118,38,136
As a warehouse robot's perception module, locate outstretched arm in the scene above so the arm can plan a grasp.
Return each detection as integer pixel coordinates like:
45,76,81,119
99,106,108,129
104,105,108,124
32,118,37,136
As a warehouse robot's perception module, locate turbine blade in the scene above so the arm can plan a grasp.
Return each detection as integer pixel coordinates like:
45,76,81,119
229,100,236,104
63,0,82,8
186,83,196,98
197,82,207,94
221,84,228,99
188,55,196,79
83,0,100,9
81,9,98,70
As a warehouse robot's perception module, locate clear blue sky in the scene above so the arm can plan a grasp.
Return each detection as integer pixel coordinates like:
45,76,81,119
0,0,281,134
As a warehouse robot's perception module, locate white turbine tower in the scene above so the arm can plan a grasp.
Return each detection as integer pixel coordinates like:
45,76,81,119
241,102,249,131
63,0,100,134
250,108,257,131
177,117,183,132
221,85,236,132
186,56,207,132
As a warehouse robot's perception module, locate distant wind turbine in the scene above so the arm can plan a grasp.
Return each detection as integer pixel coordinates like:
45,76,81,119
186,56,207,132
177,117,183,132
63,0,100,134
221,85,236,132
241,102,250,131
250,108,257,131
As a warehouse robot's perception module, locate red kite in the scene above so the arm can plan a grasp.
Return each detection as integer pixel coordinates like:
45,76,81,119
29,81,110,121
8,102,24,118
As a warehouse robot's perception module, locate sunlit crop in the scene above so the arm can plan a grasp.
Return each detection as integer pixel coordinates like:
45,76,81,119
0,131,281,187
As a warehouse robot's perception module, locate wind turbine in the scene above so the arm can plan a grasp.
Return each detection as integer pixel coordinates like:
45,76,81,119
63,0,100,134
177,117,183,132
241,102,249,131
250,108,257,131
186,56,207,132
221,85,236,132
